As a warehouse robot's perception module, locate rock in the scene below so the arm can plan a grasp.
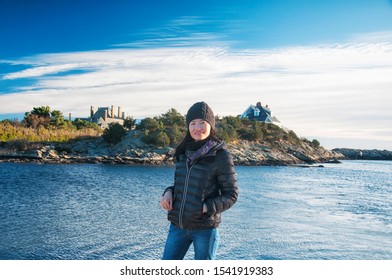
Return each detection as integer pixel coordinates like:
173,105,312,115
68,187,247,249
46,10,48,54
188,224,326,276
48,149,59,159
333,148,392,160
36,150,43,158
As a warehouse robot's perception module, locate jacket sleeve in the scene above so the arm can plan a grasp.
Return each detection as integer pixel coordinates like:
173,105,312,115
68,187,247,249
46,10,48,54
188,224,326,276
162,167,177,196
205,149,238,215
162,185,174,196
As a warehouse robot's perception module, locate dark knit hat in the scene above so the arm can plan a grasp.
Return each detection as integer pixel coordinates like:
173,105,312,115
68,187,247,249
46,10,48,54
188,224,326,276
186,101,215,129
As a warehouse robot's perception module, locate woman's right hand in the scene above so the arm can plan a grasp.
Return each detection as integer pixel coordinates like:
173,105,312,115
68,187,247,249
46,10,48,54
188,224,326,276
160,190,173,211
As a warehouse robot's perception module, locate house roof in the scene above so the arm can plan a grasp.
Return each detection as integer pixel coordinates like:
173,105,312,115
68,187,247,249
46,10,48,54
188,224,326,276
240,103,280,124
92,107,108,120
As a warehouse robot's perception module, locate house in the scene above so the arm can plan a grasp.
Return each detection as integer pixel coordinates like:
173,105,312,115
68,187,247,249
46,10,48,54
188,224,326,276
240,101,281,126
83,105,125,129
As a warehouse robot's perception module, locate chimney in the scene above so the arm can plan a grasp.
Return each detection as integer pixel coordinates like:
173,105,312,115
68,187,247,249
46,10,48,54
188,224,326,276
256,101,262,107
111,105,114,118
90,106,94,117
69,113,72,121
118,106,121,119
122,112,125,119
104,109,107,121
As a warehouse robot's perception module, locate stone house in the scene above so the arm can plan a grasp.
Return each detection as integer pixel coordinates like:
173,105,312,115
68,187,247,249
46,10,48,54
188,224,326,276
83,105,125,129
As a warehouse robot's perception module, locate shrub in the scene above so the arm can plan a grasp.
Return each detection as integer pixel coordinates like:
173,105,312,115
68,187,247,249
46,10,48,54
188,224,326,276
167,124,184,144
137,117,164,132
73,118,100,130
102,123,126,144
142,131,171,147
160,108,185,127
311,139,320,148
123,116,136,130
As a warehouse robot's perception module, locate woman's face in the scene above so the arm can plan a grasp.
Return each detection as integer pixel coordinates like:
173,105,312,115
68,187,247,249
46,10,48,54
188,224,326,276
189,119,211,141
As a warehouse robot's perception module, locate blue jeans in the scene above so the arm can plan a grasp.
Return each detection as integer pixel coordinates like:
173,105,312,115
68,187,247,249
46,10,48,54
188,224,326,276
162,224,219,260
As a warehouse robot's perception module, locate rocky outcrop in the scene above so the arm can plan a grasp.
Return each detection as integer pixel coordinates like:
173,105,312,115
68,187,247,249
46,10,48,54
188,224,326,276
0,130,345,166
332,148,392,160
228,140,344,166
0,131,175,165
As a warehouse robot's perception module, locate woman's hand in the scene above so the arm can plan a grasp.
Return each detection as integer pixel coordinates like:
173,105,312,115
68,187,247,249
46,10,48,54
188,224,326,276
160,190,173,211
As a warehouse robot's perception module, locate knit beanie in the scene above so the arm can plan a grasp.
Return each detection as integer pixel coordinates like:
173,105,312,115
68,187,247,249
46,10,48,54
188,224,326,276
186,101,215,130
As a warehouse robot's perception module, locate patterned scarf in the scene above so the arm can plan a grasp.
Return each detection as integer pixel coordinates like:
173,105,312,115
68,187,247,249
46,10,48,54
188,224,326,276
186,139,216,166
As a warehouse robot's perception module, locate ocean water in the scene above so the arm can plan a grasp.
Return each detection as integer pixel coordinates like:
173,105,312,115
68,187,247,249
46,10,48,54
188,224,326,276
0,160,391,260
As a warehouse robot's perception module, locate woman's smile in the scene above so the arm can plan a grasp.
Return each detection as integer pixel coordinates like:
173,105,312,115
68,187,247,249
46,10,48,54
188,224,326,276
189,119,211,141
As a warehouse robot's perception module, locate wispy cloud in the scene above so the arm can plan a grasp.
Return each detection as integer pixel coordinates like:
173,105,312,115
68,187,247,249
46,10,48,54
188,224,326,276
1,38,392,149
348,30,392,43
114,15,227,48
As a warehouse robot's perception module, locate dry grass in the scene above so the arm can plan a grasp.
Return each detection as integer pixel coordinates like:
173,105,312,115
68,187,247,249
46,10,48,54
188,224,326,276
0,122,102,143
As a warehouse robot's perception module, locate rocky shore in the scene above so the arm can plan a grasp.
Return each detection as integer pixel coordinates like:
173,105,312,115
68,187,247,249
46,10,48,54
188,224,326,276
0,130,347,166
333,148,392,160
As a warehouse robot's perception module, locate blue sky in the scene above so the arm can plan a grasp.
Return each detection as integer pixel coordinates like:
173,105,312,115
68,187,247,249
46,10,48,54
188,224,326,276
1,0,392,149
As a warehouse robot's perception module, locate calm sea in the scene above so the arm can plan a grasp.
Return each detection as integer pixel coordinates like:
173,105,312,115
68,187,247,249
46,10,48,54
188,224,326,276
0,160,391,260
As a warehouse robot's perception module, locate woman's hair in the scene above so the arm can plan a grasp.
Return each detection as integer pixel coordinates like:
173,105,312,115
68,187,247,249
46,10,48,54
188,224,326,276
174,129,221,161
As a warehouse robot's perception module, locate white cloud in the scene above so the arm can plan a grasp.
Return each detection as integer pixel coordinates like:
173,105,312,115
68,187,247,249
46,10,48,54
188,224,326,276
1,41,392,150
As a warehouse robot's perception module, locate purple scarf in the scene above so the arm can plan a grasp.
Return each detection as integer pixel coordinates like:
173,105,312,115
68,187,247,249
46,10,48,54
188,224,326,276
186,139,215,166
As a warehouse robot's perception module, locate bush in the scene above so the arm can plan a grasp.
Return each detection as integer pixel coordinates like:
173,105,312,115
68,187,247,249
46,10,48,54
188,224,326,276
137,117,164,132
142,131,171,147
123,116,136,130
160,108,185,127
167,124,184,144
102,123,126,144
311,139,320,148
237,127,255,141
73,118,100,130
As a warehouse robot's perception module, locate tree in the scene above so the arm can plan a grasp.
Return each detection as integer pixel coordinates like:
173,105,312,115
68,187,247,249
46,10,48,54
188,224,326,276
31,106,51,118
167,124,184,144
102,123,126,144
50,110,65,127
160,108,185,127
123,116,136,130
24,106,52,128
23,114,48,128
137,117,164,132
23,106,74,129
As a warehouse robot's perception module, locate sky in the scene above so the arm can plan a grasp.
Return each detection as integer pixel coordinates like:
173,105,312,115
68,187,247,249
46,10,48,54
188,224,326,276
1,0,392,150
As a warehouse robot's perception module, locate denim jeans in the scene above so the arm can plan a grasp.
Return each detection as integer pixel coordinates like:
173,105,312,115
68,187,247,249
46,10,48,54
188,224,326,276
162,224,219,260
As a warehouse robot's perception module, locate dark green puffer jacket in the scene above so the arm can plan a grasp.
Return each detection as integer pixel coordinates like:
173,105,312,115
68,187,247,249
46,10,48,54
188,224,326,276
165,141,238,229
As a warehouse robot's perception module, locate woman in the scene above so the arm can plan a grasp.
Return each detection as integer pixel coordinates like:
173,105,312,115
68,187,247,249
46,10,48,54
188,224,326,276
160,101,238,260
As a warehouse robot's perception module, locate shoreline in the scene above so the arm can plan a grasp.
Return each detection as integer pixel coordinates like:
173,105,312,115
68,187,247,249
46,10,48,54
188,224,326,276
1,134,390,166
0,154,344,166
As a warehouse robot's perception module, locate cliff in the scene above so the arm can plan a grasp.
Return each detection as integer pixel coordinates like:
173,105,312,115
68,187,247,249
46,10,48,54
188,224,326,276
0,130,344,166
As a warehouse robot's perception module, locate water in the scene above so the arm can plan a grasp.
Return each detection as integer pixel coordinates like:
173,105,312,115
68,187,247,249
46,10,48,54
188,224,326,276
1,161,391,260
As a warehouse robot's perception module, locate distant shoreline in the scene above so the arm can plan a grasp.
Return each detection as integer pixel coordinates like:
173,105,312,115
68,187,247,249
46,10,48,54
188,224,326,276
1,149,391,166
1,136,391,166
332,148,392,161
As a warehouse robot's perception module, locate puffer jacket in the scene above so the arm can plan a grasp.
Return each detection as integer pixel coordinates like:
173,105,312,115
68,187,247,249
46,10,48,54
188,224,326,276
165,140,238,229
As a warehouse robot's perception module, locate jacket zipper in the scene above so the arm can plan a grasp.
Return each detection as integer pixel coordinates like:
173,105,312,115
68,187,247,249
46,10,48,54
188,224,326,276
179,163,194,229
